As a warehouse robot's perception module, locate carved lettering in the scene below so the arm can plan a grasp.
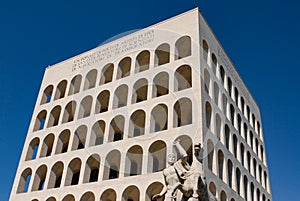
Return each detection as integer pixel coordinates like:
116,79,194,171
72,30,154,71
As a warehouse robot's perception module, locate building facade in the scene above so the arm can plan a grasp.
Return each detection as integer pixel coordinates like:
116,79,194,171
10,8,272,201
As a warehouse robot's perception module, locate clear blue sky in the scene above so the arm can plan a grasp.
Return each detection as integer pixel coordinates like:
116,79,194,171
0,0,299,200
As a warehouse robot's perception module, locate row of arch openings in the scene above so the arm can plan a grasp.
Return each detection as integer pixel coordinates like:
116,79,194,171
34,65,192,132
40,35,192,105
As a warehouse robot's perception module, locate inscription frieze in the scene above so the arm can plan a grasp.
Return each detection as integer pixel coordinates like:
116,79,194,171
72,30,154,71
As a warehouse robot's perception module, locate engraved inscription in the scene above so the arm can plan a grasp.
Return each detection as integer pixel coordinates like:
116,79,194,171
72,30,155,71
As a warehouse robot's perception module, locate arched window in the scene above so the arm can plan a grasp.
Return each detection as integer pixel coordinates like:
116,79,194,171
150,104,168,132
173,98,192,127
62,195,75,201
234,87,239,105
48,161,64,189
146,182,164,201
40,134,54,158
241,97,245,114
244,176,248,201
108,115,125,142
71,125,87,150
218,150,224,180
215,114,222,139
236,168,241,195
207,139,214,172
250,131,254,149
246,106,250,120
62,101,76,123
220,191,227,201
214,82,219,106
100,63,114,85
238,114,242,135
260,145,265,163
83,154,100,183
247,151,251,171
47,106,61,127
32,165,47,191
227,159,233,188
148,140,166,173
175,35,191,60
227,77,232,97
244,123,248,142
204,69,211,95
222,94,228,116
83,69,97,90
230,104,235,127
152,72,169,97
46,197,56,201
264,171,268,191
174,65,192,91
205,102,212,130
117,57,131,79
240,143,245,167
54,80,67,100
259,165,262,184
55,129,70,154
257,121,261,136
65,158,81,186
33,110,47,131
252,114,256,130
90,120,105,146
129,110,146,137
202,40,209,63
132,78,148,103
224,124,230,150
155,43,170,66
209,182,216,197
100,189,116,201
253,158,257,179
78,96,93,119
251,183,255,201
41,85,53,104
80,192,95,201
17,168,32,193
255,138,259,155
233,134,238,158
122,185,140,201
257,189,261,201
95,90,110,114
125,145,143,176
103,150,121,180
26,138,40,161
220,65,225,84
113,84,128,108
211,53,217,75
68,75,82,95
136,50,150,73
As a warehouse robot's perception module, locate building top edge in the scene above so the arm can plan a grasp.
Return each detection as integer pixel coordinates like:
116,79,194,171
199,11,261,116
45,7,200,71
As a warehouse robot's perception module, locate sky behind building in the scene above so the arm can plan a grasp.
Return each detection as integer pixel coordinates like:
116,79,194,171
0,1,299,200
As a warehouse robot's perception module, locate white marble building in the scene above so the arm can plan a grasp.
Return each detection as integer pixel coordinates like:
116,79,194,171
10,8,272,201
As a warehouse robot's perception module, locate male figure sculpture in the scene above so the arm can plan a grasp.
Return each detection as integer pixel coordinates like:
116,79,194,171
151,153,182,201
152,140,211,201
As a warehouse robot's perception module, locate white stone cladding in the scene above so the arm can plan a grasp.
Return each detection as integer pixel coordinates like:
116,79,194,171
10,8,272,201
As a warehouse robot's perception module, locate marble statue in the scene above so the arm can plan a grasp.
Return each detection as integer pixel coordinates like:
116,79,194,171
152,140,213,201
